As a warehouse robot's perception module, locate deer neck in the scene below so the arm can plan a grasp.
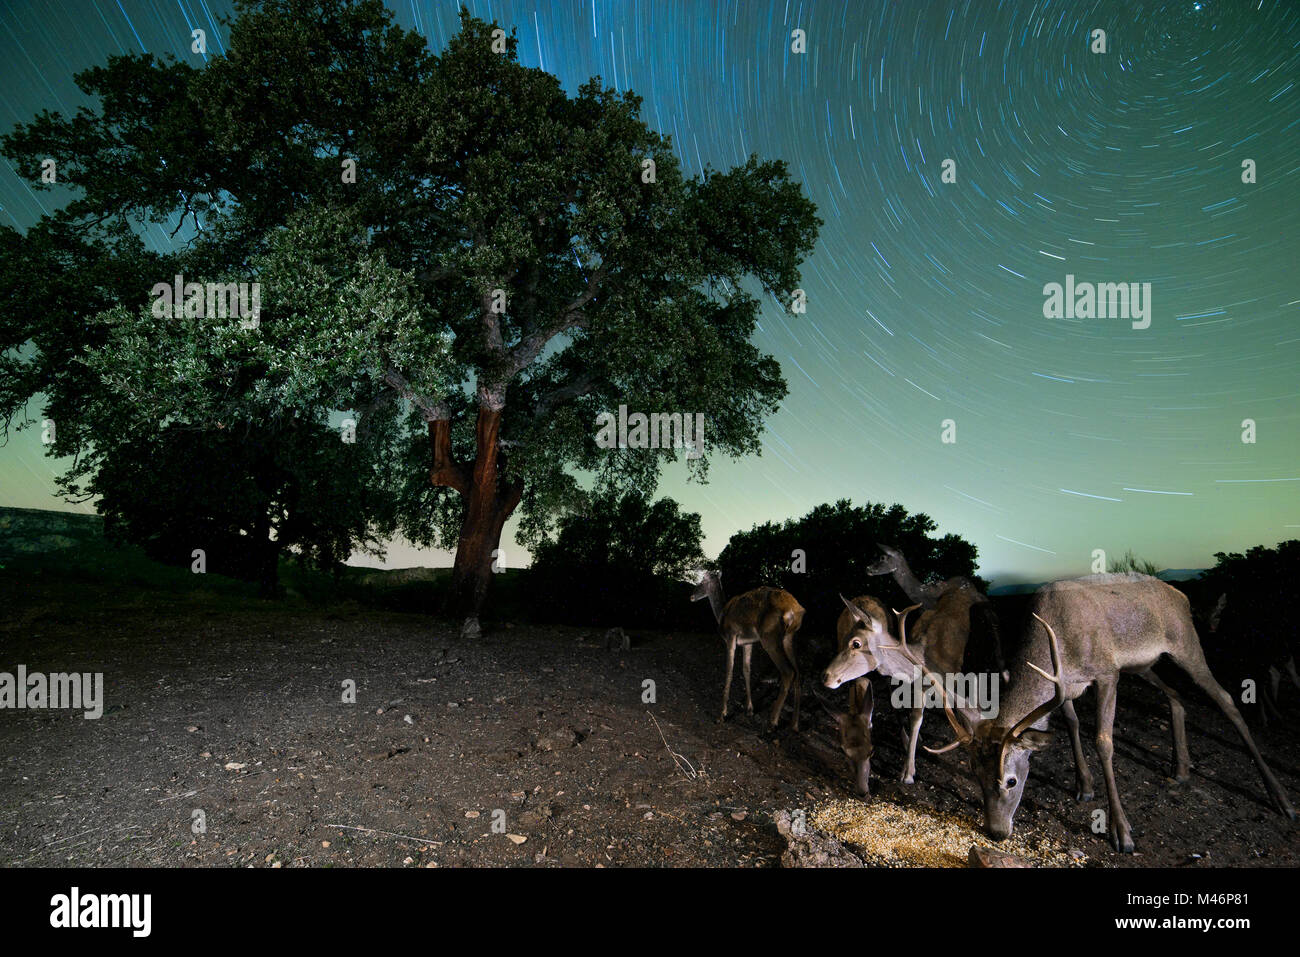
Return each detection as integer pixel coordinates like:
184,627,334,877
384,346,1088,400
891,564,938,607
999,647,1062,731
705,585,726,625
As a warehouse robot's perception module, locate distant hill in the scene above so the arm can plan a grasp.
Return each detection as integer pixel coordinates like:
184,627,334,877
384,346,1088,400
0,506,103,558
0,506,468,610
1156,568,1206,582
990,567,1205,596
0,506,290,600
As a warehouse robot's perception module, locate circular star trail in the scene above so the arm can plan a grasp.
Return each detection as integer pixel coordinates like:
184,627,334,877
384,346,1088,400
0,0,1296,582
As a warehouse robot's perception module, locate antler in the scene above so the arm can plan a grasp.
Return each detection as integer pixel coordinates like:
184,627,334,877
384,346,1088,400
891,603,924,659
880,604,973,749
1006,613,1066,740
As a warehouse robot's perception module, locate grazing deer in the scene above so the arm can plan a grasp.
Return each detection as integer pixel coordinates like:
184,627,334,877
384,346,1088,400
865,543,1008,680
900,573,1295,852
826,582,1019,785
822,595,893,794
690,569,805,731
1209,591,1300,726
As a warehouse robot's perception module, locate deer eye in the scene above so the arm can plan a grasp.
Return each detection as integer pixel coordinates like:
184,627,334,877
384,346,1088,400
850,639,861,649
1005,776,1017,789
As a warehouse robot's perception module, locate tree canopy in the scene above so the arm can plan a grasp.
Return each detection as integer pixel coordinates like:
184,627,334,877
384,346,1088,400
0,0,821,617
718,499,985,634
527,490,704,628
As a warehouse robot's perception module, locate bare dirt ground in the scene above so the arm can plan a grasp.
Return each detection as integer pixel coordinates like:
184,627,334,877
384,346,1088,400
2,577,1297,867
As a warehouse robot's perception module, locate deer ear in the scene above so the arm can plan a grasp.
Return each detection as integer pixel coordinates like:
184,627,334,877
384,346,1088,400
839,594,885,633
1015,729,1053,751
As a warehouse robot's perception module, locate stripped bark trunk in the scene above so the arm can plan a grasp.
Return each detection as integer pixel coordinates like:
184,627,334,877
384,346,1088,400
430,403,522,620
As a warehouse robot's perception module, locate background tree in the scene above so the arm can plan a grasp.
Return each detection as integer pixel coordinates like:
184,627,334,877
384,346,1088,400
1,1,820,623
527,490,704,629
717,499,986,636
1184,541,1300,717
59,416,399,596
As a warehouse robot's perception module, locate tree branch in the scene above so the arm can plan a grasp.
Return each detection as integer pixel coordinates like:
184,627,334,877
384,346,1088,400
532,371,600,420
382,365,446,423
429,418,468,495
507,264,607,377
480,286,505,355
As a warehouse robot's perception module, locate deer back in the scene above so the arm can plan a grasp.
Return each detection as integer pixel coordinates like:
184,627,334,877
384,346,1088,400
724,586,805,636
913,587,982,675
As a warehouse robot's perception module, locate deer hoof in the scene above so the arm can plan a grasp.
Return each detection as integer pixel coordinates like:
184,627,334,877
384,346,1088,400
1111,830,1135,854
1076,789,1094,803
900,773,915,785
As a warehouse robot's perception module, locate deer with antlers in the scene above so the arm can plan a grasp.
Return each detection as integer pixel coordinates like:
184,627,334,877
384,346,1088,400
865,573,1295,852
827,586,1020,787
826,587,995,785
690,569,805,731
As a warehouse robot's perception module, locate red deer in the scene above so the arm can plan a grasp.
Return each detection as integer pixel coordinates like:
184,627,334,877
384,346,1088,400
690,570,804,731
822,595,893,793
898,574,1295,852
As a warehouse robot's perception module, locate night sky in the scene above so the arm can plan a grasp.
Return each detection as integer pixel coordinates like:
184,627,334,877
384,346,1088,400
1,1,1297,584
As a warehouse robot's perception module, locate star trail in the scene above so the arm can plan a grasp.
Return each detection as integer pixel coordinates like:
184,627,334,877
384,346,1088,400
0,0,1296,584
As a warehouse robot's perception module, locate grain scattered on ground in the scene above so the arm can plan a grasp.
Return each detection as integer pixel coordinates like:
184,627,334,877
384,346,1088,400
812,799,1086,867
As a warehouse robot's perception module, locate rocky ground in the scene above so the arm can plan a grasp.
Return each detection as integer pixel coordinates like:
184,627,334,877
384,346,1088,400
2,576,1297,867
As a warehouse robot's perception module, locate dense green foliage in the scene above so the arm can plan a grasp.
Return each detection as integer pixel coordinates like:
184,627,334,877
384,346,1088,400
718,499,985,634
527,491,704,629
0,0,820,615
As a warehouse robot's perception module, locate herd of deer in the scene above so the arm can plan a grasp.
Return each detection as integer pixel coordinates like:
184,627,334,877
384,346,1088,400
690,546,1296,854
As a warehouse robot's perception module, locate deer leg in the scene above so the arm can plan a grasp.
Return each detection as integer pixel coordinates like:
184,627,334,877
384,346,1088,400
719,635,738,724
900,685,924,784
1262,666,1284,723
1284,655,1300,695
763,638,796,732
1138,669,1191,781
1093,677,1135,853
741,643,755,716
1060,700,1095,801
1170,646,1296,820
782,631,802,732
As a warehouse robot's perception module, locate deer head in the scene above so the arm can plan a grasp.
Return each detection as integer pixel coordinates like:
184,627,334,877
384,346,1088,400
922,613,1063,840
837,706,874,795
821,597,904,688
1208,592,1227,634
825,596,926,688
864,543,905,577
689,568,725,625
688,567,719,600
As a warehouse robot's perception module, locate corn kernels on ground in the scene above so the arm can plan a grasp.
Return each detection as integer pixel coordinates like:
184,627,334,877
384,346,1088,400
812,799,1087,868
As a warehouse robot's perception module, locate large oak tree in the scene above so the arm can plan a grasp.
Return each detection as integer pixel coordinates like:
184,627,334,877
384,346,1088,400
2,0,821,619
